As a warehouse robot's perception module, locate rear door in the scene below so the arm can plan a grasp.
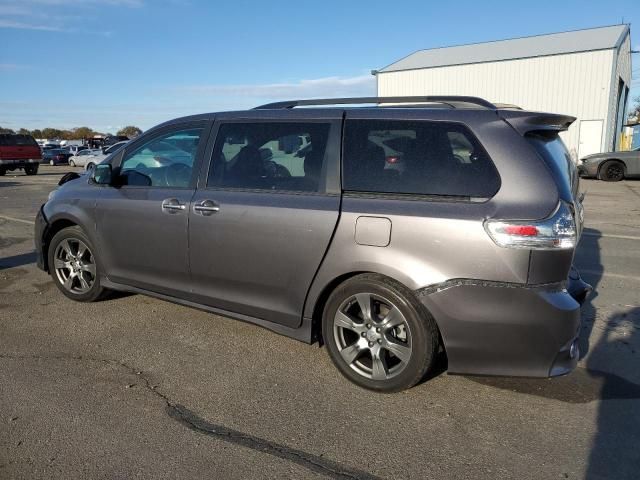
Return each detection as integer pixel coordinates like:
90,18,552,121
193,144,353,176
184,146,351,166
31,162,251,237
188,111,342,327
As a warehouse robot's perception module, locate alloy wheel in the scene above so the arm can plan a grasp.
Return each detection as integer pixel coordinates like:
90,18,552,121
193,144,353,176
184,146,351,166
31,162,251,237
333,292,412,381
606,164,623,181
53,238,97,294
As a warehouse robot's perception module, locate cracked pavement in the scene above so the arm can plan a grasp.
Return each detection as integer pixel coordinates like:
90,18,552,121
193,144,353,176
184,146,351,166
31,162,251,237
1,166,640,479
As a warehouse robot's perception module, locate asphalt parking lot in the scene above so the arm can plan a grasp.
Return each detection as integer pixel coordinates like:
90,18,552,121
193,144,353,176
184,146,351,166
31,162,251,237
1,166,639,480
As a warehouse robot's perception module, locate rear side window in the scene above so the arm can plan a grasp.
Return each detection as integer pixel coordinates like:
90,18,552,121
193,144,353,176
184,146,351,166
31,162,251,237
526,132,577,201
343,120,500,198
0,134,38,146
208,122,330,192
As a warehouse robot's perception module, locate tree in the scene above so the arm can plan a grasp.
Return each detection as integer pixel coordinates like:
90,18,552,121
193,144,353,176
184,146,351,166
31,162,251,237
0,126,15,134
117,126,142,138
628,95,640,122
41,128,64,139
17,128,31,135
71,127,95,140
31,129,43,139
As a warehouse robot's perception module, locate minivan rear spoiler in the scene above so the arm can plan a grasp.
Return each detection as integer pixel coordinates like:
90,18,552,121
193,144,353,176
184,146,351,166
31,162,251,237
498,110,576,134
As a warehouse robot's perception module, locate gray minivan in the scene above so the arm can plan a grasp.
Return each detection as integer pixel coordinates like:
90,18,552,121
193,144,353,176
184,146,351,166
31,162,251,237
35,96,591,392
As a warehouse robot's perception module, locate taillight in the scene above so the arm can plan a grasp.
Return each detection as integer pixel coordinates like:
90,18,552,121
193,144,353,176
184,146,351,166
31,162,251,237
386,156,399,164
484,201,576,250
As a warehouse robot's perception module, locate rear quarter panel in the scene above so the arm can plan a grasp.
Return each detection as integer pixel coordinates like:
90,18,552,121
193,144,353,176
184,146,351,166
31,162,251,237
304,109,560,319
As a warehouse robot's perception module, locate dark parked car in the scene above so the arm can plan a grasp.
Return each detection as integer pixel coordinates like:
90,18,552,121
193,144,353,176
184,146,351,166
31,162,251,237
578,146,640,181
0,133,42,175
42,148,72,165
34,96,591,392
102,135,129,152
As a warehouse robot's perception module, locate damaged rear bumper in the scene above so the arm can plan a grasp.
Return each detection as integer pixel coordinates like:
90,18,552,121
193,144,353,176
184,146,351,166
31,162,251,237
417,270,591,378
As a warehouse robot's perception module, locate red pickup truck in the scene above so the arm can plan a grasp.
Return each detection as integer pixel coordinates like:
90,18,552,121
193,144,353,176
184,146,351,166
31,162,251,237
0,134,42,176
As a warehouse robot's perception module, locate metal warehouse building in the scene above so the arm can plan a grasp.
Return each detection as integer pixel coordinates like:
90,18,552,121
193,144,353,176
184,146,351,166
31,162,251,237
374,25,632,161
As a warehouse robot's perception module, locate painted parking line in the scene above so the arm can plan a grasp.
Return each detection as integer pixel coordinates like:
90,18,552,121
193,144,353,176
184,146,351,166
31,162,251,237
0,214,35,225
579,269,640,282
582,231,640,241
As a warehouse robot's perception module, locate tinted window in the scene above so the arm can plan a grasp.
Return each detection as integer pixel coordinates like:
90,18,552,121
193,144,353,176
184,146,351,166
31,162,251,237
526,132,577,201
208,123,329,192
0,134,38,146
208,122,330,192
343,120,500,198
120,128,203,187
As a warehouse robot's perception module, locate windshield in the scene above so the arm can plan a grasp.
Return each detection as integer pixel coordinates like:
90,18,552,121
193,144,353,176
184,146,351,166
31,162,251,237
105,142,126,154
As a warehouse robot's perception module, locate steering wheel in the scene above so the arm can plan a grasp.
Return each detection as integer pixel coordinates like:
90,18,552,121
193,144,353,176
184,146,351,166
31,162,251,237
163,162,192,187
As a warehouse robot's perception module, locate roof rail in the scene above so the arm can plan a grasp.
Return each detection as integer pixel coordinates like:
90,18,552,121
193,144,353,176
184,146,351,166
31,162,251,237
254,96,497,110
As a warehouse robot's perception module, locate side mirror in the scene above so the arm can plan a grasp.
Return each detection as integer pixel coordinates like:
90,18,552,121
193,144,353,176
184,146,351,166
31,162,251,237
91,163,112,185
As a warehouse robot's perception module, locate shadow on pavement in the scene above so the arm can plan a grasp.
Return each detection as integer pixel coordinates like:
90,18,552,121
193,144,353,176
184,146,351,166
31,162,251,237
574,228,602,358
467,227,640,477
0,251,37,270
585,307,640,479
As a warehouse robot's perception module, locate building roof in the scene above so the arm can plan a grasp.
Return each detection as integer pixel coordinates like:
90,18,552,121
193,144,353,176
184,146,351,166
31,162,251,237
378,24,630,73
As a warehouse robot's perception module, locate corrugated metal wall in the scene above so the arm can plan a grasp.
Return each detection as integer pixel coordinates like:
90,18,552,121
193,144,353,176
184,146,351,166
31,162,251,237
606,33,632,151
377,49,618,160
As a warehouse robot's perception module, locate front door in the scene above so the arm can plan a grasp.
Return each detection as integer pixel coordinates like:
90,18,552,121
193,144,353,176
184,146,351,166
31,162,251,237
95,122,209,297
188,116,342,327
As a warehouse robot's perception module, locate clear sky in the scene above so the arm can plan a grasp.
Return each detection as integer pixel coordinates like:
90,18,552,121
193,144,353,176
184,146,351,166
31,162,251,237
1,0,638,133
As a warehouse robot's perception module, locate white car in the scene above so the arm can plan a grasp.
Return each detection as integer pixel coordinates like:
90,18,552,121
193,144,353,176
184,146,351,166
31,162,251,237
68,149,102,168
75,141,129,170
66,145,89,156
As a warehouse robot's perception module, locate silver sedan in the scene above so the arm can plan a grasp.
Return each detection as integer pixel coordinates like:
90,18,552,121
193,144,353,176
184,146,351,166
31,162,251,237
578,146,640,181
68,149,103,168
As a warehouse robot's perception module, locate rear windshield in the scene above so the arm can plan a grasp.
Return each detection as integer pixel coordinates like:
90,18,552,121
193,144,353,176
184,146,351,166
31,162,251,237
0,134,38,147
526,132,577,201
343,119,500,198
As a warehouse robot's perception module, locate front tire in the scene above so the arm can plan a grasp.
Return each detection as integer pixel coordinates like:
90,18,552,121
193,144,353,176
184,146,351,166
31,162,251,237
69,160,76,167
322,274,439,392
86,162,94,171
0,167,6,176
48,226,107,302
599,160,625,182
24,165,38,175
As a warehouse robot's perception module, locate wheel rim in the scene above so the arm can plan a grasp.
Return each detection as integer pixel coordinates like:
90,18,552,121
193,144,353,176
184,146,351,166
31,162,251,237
606,164,623,180
333,293,412,381
53,238,96,294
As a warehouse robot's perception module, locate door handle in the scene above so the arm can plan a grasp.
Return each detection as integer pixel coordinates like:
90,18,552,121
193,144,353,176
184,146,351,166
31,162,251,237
161,198,186,213
193,199,220,216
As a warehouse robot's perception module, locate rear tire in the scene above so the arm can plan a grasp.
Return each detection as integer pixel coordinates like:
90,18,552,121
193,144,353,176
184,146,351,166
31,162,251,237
24,165,38,176
599,160,624,182
48,226,107,302
49,159,55,166
86,162,94,171
69,160,76,167
0,167,5,176
322,274,439,392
